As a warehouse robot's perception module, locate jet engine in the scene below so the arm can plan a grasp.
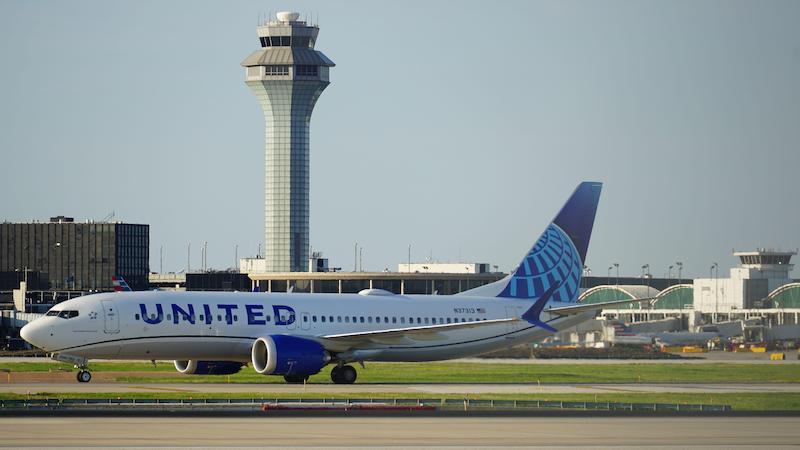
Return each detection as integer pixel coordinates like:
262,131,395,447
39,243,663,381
251,335,329,376
173,360,244,375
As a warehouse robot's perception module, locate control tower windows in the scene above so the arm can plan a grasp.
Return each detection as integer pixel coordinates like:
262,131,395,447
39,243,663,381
259,36,313,48
265,65,290,76
296,65,318,77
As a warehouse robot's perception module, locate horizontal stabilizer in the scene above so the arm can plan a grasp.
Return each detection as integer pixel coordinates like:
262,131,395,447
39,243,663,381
547,297,657,316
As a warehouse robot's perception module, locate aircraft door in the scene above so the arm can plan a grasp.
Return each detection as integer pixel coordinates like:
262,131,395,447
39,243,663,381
300,312,311,331
101,299,120,334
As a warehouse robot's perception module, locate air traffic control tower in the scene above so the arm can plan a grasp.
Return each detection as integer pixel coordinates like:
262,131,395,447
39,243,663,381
241,11,335,272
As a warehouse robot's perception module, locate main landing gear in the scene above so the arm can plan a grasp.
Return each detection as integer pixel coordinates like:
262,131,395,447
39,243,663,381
76,370,92,383
330,365,357,384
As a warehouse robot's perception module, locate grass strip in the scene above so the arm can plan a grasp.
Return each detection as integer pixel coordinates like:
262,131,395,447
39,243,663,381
3,361,798,383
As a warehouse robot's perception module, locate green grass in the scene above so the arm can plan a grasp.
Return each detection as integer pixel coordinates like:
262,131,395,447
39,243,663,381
2,361,799,383
1,392,799,411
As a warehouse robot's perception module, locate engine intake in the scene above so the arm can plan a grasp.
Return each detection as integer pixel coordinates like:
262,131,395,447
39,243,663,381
173,360,243,375
251,335,329,376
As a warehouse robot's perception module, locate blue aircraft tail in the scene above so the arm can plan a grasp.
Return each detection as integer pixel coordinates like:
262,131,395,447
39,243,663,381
498,181,602,303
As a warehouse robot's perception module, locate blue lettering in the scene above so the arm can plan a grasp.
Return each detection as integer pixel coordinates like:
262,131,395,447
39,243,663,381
273,305,295,326
217,304,238,325
246,304,266,325
172,304,196,324
139,303,163,325
203,304,212,324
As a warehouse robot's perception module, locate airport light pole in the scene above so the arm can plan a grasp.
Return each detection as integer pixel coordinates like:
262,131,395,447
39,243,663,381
614,263,620,288
676,262,683,285
607,265,613,286
711,262,719,317
668,265,674,284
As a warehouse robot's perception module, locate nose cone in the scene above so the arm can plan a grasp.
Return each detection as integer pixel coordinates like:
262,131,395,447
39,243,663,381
20,321,46,350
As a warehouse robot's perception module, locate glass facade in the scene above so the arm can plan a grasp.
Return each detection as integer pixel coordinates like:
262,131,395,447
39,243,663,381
0,222,149,290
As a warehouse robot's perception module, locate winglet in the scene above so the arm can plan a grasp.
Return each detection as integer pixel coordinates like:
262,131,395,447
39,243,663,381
520,284,558,332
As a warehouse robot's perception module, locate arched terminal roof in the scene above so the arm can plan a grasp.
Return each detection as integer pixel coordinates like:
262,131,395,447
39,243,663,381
652,284,693,309
578,285,660,309
768,283,800,308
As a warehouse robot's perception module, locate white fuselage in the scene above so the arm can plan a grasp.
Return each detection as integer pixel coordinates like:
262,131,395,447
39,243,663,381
22,290,591,364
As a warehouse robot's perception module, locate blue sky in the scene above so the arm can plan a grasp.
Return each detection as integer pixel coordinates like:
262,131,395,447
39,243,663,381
1,0,798,278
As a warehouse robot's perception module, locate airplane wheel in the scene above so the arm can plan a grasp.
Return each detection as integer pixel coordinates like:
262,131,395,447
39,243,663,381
76,370,92,383
338,365,357,384
330,366,342,383
284,374,308,384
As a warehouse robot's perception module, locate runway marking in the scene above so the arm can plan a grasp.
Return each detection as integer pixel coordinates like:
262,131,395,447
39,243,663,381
127,385,199,393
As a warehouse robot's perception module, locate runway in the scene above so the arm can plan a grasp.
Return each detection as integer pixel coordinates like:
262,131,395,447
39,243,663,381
2,381,799,395
2,416,798,448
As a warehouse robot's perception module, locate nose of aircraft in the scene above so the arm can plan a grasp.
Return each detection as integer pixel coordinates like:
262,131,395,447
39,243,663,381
20,321,46,350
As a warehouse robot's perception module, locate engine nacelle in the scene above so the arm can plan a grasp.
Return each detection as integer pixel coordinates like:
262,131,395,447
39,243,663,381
251,335,329,376
173,360,244,375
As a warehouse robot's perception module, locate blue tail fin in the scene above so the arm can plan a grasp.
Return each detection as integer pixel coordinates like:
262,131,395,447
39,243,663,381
498,181,602,303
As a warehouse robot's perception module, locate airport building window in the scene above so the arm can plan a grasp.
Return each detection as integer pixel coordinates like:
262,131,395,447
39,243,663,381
265,65,290,76
296,65,318,77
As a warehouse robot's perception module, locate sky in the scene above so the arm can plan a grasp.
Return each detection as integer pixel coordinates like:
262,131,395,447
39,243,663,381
1,0,798,279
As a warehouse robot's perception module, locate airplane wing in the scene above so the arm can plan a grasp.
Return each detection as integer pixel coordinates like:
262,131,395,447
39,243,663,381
316,318,517,352
546,297,657,316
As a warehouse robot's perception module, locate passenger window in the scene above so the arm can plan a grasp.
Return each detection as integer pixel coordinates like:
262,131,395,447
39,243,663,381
374,317,379,323
368,317,373,323
135,314,140,320
329,316,334,323
199,315,204,321
392,317,397,324
321,316,326,323
150,314,156,320
337,316,342,322
166,314,172,321
345,316,350,323
401,317,405,324
234,315,238,322
303,315,308,322
416,318,421,324
447,318,452,324
312,316,317,322
266,315,271,322
439,318,444,323
432,318,437,324
359,317,365,323
352,316,357,323
218,315,222,322
424,318,430,324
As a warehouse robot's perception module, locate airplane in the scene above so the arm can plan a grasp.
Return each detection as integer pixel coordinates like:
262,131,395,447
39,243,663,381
21,181,652,384
111,276,132,292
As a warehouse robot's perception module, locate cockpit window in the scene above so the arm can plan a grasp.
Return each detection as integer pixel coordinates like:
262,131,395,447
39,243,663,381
57,310,79,319
46,310,60,316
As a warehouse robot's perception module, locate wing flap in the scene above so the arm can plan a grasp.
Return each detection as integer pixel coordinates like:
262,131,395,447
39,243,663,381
316,318,516,352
